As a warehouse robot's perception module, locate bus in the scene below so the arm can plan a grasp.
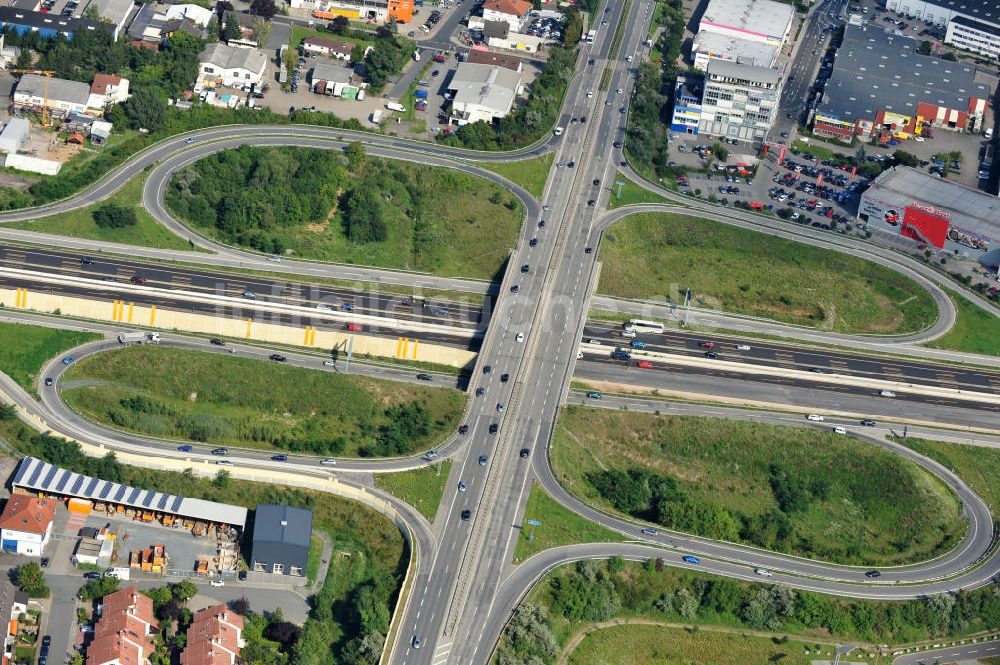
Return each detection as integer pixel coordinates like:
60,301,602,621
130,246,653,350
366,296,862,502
623,320,664,334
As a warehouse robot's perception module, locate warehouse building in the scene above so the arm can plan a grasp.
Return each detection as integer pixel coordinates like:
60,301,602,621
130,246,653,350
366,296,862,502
698,0,793,48
812,26,991,142
884,0,1000,60
11,457,248,534
14,74,91,119
698,59,782,142
249,504,312,577
448,62,522,126
858,166,1000,260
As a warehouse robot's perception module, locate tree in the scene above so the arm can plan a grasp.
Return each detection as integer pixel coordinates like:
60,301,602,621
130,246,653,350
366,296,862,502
712,142,729,162
252,17,270,47
674,587,699,619
212,469,231,489
342,187,387,244
345,141,366,171
215,0,234,13
92,203,137,229
229,596,251,615
80,575,119,601
331,15,351,34
170,579,198,602
15,563,48,597
918,40,932,55
121,87,167,131
892,150,920,167
250,0,276,18
942,51,958,61
224,15,243,42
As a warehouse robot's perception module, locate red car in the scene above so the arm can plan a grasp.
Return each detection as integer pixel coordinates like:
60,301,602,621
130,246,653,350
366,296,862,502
637,360,653,369
698,341,716,349
346,323,361,332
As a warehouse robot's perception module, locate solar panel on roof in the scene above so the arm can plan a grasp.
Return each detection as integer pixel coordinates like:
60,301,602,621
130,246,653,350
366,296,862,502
12,459,30,484
157,495,169,510
70,475,85,494
142,492,156,508
84,477,99,496
98,483,113,500
41,465,59,488
27,462,44,486
127,488,142,503
55,471,71,492
170,496,183,512
114,486,127,501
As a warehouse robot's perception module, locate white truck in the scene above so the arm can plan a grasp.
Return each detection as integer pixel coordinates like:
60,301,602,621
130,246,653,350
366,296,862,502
117,331,160,345
385,102,406,112
371,109,384,124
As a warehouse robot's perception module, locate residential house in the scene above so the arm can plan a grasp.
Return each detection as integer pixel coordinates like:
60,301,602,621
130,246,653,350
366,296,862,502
481,0,531,32
127,2,210,46
88,74,130,108
198,42,267,88
180,605,244,665
249,505,312,577
448,62,522,126
0,580,28,665
301,36,355,60
0,494,58,557
86,587,158,665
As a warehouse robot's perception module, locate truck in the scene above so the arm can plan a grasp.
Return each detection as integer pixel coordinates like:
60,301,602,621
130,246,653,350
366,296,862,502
414,89,429,99
278,68,288,84
370,109,384,124
386,102,406,112
117,332,160,345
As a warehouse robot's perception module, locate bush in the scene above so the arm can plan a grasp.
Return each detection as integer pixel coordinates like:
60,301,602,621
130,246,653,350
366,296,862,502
92,203,138,229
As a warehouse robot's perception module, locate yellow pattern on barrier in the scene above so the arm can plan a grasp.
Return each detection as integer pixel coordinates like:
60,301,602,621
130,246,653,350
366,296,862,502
15,288,27,308
303,326,312,346
245,318,252,337
112,300,120,321
395,337,404,357
411,339,418,359
127,302,134,324
149,304,156,326
309,327,317,346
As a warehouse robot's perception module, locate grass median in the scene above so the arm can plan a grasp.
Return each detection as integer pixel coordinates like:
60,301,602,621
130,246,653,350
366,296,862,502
514,483,626,563
551,406,963,566
374,460,452,522
5,175,195,251
476,153,555,199
597,212,937,334
606,172,668,209
0,321,99,396
926,290,1000,356
61,346,465,458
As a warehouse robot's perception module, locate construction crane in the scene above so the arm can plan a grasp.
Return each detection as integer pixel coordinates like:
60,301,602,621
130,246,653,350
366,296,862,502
3,70,56,127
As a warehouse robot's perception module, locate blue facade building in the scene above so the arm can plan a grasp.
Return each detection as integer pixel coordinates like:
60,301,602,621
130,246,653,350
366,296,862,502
670,74,702,136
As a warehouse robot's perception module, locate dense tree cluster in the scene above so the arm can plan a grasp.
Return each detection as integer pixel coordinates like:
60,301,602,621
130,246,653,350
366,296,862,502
361,35,414,92
92,203,138,229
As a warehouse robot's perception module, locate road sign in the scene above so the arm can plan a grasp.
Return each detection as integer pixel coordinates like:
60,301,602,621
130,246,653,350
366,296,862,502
526,519,542,526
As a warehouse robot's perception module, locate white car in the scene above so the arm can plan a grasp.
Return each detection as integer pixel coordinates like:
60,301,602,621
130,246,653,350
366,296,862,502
736,344,751,351
626,55,632,62
806,414,825,422
320,458,337,465
879,390,896,398
589,339,602,345
587,90,593,98
616,88,623,94
316,303,331,311
833,426,847,434
516,332,525,343
914,136,925,142
268,256,281,263
621,330,637,338
754,568,772,577
577,351,584,359
210,579,224,587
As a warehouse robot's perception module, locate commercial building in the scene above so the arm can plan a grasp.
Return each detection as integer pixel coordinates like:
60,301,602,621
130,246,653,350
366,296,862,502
0,581,28,665
308,60,363,99
83,0,135,39
812,26,991,142
697,59,782,142
250,505,312,577
669,74,702,135
14,74,92,119
884,0,1000,59
198,42,268,88
0,118,29,154
858,166,1000,259
181,605,244,665
301,36,356,60
448,62,522,126
11,456,248,534
0,495,57,557
0,6,112,40
691,31,779,71
87,587,158,665
481,0,531,32
306,0,413,25
698,0,793,48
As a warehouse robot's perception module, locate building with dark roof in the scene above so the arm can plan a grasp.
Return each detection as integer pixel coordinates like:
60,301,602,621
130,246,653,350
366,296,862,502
812,25,990,142
669,74,702,135
465,49,523,72
884,0,1000,60
0,6,112,40
249,505,312,577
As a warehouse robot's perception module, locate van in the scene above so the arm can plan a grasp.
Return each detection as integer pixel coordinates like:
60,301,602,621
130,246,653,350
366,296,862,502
986,127,994,139
833,426,847,434
621,329,637,338
879,390,896,398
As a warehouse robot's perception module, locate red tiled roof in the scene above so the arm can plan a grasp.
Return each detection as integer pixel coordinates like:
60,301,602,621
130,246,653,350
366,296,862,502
90,73,123,95
86,587,158,665
483,0,532,17
0,495,56,536
181,605,243,665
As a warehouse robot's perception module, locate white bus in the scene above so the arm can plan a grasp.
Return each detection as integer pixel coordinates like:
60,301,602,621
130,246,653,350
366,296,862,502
623,319,664,333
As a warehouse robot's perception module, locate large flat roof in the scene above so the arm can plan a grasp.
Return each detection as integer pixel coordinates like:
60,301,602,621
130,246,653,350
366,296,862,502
706,58,780,86
817,25,990,122
252,504,312,549
692,31,779,68
12,457,248,528
865,166,1000,239
699,0,793,40
925,0,1000,29
16,74,90,106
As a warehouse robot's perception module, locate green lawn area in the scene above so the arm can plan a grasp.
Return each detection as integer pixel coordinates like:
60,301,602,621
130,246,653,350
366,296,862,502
607,171,669,209
476,153,555,199
551,407,963,565
926,291,1000,356
374,460,452,522
166,146,524,280
306,533,324,585
5,175,195,251
0,321,99,396
61,346,465,458
899,437,1000,516
566,624,841,665
0,415,405,665
514,482,626,563
598,212,937,334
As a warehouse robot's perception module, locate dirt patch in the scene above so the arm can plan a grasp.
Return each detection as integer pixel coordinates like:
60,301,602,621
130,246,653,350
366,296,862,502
0,170,39,190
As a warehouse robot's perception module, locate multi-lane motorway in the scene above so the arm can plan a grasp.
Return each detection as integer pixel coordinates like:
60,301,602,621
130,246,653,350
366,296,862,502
0,0,997,661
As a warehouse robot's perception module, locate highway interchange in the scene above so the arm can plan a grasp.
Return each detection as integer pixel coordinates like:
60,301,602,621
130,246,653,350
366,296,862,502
0,0,997,661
